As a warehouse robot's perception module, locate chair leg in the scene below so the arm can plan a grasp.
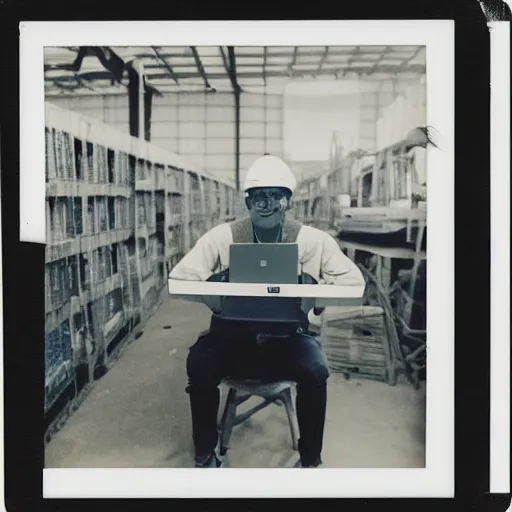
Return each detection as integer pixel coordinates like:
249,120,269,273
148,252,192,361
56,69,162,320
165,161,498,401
219,388,237,456
281,387,299,451
217,383,229,427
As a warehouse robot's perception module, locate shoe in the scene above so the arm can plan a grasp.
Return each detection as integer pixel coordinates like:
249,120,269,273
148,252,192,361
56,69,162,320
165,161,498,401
195,450,224,468
294,457,323,468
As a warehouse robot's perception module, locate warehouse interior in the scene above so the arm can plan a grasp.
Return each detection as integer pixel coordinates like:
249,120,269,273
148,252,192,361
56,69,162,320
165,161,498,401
43,45,428,469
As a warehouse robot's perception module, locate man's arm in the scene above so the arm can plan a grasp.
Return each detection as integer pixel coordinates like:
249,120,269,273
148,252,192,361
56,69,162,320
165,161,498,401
319,232,366,287
168,227,225,313
169,227,221,282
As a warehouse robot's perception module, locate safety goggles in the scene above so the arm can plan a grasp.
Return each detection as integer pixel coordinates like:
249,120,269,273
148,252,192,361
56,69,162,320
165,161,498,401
247,189,288,207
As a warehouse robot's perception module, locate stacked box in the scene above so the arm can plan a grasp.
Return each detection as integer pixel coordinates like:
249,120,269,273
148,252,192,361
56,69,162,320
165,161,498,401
320,306,390,382
44,102,236,416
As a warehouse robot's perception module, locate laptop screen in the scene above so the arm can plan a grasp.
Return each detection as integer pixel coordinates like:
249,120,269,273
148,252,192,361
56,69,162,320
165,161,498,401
229,243,299,284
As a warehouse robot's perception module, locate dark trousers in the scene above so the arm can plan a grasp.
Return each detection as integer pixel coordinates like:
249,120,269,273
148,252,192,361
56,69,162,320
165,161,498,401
186,323,330,466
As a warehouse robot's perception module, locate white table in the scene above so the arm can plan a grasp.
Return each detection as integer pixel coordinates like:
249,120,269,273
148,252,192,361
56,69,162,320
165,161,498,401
168,279,365,307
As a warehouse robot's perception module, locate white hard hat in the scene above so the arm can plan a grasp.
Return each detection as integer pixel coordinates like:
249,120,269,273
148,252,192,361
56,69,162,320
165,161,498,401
243,155,296,195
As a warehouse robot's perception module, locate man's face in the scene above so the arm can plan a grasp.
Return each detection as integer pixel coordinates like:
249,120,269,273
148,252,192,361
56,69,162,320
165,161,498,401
246,187,289,230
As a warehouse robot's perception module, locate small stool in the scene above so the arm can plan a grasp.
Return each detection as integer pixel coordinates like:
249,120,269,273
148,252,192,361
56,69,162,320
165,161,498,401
217,379,299,456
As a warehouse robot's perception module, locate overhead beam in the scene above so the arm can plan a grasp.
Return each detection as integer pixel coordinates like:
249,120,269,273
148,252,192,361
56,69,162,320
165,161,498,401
227,47,240,91
263,46,268,86
316,46,329,75
219,46,242,190
45,70,425,96
287,46,298,76
190,46,212,89
46,45,163,97
126,60,156,141
50,64,426,83
68,46,126,81
397,46,425,72
52,65,96,92
343,45,360,77
368,45,390,75
219,46,241,93
75,48,420,62
73,73,96,92
227,46,241,191
219,47,230,81
291,47,298,67
53,80,80,91
129,60,419,70
151,46,180,85
127,64,141,138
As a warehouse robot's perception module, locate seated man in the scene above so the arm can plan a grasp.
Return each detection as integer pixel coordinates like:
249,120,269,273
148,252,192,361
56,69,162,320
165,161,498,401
169,154,365,468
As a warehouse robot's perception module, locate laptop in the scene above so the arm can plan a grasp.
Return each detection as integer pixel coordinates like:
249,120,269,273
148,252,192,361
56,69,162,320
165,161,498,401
217,243,307,335
229,243,299,284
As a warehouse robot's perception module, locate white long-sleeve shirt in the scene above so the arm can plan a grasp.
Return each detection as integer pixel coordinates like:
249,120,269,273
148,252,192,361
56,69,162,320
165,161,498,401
169,217,365,287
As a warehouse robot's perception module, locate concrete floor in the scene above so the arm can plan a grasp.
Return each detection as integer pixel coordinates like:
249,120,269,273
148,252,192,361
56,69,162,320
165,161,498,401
45,297,426,469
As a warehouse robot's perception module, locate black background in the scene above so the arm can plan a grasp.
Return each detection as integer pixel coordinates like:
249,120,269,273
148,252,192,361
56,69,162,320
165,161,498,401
1,0,511,510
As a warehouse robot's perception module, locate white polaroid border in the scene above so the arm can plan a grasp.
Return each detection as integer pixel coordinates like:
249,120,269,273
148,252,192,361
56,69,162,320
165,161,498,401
19,20,455,498
489,20,510,495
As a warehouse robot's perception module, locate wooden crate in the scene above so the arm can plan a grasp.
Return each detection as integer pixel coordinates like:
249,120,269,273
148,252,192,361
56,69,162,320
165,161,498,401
320,306,391,383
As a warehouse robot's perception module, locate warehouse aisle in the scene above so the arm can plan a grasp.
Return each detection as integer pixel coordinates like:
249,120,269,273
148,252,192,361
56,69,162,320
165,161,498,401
44,297,426,469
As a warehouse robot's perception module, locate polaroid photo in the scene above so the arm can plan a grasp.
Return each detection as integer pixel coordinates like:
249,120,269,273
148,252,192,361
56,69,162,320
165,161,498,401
10,16,507,504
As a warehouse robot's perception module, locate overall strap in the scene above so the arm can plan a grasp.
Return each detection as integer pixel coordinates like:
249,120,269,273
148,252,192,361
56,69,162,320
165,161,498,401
230,216,254,243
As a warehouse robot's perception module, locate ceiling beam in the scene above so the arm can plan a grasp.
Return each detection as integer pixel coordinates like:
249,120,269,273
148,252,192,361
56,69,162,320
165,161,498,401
151,46,179,85
219,46,241,93
76,46,126,82
45,71,423,96
53,80,81,91
343,45,360,77
397,46,425,72
190,46,212,89
286,46,299,76
52,46,165,97
222,46,241,191
291,47,298,67
219,46,231,86
45,48,424,73
48,64,426,83
48,57,97,91
316,46,329,75
263,46,268,86
368,45,390,75
73,73,96,92
64,48,421,62
124,59,421,71
227,47,240,91
129,62,308,70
